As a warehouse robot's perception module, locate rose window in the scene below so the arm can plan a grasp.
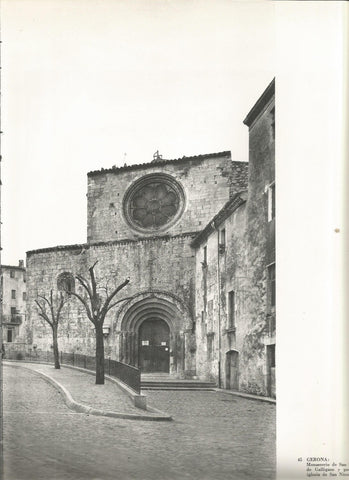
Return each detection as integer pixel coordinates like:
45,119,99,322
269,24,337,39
123,174,185,232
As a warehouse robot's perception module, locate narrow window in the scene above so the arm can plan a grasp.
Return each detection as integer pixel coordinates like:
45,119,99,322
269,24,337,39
228,290,235,329
7,329,13,342
203,246,207,266
10,270,15,278
269,344,276,368
11,290,16,300
11,307,16,316
207,334,214,360
219,229,226,253
268,183,275,221
270,107,275,140
268,264,276,307
23,272,26,282
23,292,27,301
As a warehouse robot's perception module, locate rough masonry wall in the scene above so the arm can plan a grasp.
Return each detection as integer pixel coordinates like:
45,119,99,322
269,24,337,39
87,154,247,243
194,203,247,384
194,95,275,395
26,234,195,363
241,96,275,395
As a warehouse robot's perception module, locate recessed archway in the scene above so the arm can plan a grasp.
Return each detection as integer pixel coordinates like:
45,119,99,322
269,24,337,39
117,292,193,375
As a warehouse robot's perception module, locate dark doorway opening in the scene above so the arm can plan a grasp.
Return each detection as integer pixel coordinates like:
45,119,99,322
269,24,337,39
138,318,170,373
225,350,239,390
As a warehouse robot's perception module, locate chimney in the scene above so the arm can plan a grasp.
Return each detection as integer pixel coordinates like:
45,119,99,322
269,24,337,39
18,260,24,268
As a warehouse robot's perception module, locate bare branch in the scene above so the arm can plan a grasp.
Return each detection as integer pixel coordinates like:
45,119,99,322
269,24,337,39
75,274,93,300
35,300,53,328
38,295,51,309
55,292,66,323
100,278,130,319
89,263,98,299
105,296,133,314
67,290,95,324
49,289,55,321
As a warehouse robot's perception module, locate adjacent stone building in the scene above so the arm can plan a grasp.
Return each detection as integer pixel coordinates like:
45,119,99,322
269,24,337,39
1,261,27,350
25,79,275,396
192,79,275,396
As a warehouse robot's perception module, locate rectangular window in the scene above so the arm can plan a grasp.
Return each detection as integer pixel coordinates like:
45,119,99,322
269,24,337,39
11,290,16,300
11,307,16,315
23,292,27,301
7,329,13,343
228,290,235,329
10,270,15,278
219,229,226,253
207,334,214,360
268,264,276,307
268,344,276,367
268,183,275,221
23,272,26,282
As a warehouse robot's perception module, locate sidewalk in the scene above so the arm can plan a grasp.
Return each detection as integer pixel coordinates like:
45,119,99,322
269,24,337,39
4,361,172,421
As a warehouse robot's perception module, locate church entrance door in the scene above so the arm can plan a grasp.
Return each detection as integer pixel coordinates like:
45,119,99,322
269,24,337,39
138,319,170,373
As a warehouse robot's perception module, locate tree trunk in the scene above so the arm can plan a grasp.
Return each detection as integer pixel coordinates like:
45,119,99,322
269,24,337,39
95,323,105,384
52,325,60,369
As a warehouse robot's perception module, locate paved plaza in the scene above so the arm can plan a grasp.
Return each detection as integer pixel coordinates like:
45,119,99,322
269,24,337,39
3,365,275,480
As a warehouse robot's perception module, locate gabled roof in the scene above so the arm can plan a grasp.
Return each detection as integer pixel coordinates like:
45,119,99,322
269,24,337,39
191,192,247,248
243,78,275,128
88,151,231,177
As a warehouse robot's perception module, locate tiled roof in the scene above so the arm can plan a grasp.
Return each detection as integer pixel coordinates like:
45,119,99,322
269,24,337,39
191,192,247,248
88,151,231,177
1,264,25,271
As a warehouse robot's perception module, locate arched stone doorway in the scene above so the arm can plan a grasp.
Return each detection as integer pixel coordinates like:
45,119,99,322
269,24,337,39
116,292,195,377
138,318,170,373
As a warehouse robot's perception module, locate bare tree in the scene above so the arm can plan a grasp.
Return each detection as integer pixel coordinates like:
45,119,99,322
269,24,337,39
68,261,130,384
35,290,67,369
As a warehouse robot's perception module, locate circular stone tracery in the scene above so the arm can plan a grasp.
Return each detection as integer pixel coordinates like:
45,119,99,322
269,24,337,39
123,174,185,232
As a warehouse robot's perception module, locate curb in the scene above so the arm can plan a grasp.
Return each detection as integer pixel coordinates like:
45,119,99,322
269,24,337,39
5,363,172,421
214,388,276,404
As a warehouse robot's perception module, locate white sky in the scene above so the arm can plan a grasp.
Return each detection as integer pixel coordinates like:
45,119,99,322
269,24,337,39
1,0,275,264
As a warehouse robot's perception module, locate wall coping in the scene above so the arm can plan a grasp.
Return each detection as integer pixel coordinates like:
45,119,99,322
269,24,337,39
26,231,199,257
87,151,232,177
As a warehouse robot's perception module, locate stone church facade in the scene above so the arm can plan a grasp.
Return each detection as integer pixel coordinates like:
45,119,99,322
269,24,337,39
25,79,275,396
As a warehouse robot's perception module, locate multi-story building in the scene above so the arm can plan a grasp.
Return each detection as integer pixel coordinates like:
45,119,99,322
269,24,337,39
192,79,275,396
1,260,27,347
24,79,275,397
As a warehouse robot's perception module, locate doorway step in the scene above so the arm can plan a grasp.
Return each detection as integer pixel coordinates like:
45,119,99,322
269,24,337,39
141,374,216,391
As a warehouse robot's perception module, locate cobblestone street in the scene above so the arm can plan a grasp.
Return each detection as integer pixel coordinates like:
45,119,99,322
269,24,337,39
3,366,275,480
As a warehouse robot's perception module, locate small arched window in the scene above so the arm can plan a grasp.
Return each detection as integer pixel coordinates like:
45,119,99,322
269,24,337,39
57,272,75,294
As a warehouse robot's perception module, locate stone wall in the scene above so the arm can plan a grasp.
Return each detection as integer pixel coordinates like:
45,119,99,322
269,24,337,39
87,153,248,243
26,233,196,376
194,201,248,386
193,81,275,396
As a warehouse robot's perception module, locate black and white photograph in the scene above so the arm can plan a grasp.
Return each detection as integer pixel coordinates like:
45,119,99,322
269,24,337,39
0,1,347,479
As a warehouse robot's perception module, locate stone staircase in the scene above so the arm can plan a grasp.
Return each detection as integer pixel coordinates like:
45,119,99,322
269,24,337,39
141,374,216,391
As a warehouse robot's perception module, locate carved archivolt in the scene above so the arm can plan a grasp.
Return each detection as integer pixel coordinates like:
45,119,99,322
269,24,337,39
117,291,193,333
